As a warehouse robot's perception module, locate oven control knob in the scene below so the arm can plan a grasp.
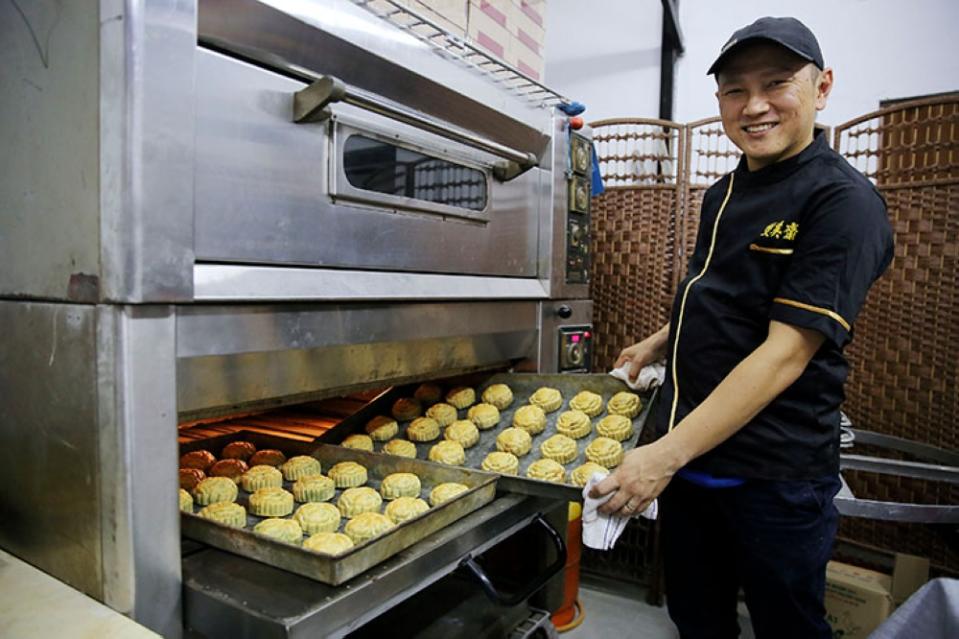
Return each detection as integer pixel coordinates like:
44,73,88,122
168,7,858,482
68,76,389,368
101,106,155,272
557,305,573,319
569,223,583,247
567,342,585,366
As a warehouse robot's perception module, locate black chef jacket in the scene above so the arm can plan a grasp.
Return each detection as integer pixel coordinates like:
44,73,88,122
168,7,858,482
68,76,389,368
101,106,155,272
654,132,894,480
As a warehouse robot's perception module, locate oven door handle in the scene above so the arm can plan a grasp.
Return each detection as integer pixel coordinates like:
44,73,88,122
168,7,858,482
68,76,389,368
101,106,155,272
292,75,538,181
457,513,567,607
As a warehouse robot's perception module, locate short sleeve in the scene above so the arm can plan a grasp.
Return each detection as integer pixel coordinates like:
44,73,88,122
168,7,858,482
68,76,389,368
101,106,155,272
769,183,893,348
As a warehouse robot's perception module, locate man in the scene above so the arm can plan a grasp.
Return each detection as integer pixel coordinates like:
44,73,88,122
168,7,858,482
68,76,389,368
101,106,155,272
591,17,894,639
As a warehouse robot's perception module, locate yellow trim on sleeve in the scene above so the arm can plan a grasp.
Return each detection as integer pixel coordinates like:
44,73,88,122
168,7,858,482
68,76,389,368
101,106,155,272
749,243,794,255
773,297,851,332
667,173,735,432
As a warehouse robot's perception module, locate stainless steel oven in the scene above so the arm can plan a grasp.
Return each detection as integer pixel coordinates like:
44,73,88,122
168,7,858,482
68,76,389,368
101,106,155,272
0,1,594,636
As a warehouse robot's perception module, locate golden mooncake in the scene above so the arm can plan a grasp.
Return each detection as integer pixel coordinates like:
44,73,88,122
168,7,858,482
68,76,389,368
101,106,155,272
467,403,500,430
481,383,514,410
253,517,302,544
382,439,418,458
526,458,566,483
180,450,216,472
178,489,193,513
445,420,480,448
193,477,238,506
241,464,283,492
209,459,248,484
585,437,624,468
426,403,458,427
428,440,466,465
445,387,476,409
569,390,604,417
414,383,443,405
249,449,286,468
529,387,563,413
556,410,592,439
179,468,206,492
385,497,430,524
596,414,634,441
280,455,322,481
496,427,532,456
428,482,469,506
365,415,398,441
391,397,422,421
407,417,440,442
304,531,354,555
607,391,642,418
512,405,547,435
292,474,335,503
221,440,256,461
328,461,368,488
341,434,374,452
571,462,610,487
344,512,395,544
198,502,246,528
540,434,578,464
481,451,519,475
379,472,422,500
249,486,295,517
293,502,341,534
338,486,382,518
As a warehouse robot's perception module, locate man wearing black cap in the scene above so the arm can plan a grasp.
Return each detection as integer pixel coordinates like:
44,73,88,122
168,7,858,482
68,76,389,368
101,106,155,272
591,17,894,638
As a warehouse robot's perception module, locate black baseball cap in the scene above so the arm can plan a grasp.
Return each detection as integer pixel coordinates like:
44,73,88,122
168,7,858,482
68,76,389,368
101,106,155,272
708,17,824,75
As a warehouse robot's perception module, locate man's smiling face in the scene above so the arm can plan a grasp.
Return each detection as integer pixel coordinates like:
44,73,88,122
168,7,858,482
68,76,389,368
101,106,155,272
716,41,833,171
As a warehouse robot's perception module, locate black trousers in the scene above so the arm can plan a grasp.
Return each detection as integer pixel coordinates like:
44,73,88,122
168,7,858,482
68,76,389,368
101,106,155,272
660,473,841,639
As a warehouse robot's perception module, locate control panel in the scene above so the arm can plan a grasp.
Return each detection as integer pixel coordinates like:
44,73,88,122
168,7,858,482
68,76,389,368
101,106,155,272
566,132,591,284
558,325,593,372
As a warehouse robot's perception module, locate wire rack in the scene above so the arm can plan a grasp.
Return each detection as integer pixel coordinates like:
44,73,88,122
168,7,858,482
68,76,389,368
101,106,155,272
350,0,569,108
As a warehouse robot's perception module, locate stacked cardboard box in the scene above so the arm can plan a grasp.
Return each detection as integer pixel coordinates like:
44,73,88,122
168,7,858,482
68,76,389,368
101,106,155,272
465,1,547,81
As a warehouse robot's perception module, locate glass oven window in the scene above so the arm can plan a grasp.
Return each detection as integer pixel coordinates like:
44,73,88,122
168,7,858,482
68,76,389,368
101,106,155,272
343,135,488,211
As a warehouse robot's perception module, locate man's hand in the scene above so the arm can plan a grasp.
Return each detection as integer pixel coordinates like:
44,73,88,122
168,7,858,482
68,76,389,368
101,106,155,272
614,324,670,381
589,442,678,516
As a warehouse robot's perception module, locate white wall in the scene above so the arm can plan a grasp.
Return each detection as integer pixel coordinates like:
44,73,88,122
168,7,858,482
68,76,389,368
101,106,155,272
544,0,959,126
544,0,663,122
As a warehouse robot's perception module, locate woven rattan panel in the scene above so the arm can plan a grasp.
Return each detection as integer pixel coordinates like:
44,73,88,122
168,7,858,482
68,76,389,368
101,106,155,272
835,96,959,572
589,119,684,371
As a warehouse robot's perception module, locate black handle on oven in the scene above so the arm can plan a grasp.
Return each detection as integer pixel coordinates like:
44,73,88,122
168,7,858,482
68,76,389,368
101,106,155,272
458,513,567,607
293,75,539,181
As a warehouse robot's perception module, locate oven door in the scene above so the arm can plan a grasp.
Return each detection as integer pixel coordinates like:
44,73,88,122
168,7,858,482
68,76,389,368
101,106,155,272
193,49,544,279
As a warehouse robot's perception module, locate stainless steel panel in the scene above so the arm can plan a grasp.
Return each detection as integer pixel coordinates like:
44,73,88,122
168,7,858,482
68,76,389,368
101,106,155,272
197,0,550,157
176,302,539,416
98,0,196,302
537,300,593,373
0,3,101,300
193,49,541,277
0,302,102,596
193,265,549,301
97,305,182,636
183,494,555,639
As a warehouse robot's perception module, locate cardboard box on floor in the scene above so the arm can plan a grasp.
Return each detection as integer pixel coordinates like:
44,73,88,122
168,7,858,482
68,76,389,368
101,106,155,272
824,553,929,639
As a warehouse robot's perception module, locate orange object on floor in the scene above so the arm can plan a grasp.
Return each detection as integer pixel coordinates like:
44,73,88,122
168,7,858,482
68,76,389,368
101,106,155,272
552,502,584,628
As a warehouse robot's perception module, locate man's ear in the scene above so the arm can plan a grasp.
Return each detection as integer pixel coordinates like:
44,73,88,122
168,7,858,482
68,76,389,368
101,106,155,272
815,67,834,111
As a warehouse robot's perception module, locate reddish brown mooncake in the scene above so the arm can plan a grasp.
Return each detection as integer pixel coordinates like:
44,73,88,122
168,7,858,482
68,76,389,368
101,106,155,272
179,468,206,491
209,459,249,483
180,450,216,472
221,440,256,461
249,449,286,467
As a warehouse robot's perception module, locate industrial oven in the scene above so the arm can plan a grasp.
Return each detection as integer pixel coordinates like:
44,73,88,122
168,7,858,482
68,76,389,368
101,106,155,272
0,1,596,636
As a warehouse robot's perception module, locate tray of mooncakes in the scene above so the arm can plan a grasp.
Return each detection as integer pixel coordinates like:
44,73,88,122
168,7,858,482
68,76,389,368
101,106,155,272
319,373,656,501
178,432,497,585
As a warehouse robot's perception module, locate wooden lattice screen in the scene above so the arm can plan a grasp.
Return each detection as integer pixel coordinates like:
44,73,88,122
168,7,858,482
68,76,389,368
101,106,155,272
590,97,958,573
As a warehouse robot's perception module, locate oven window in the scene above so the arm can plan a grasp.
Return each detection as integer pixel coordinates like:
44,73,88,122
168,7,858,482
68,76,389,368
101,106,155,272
343,135,488,211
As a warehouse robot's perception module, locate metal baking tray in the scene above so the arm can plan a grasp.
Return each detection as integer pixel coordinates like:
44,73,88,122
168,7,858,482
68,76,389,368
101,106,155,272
321,373,656,501
179,432,497,585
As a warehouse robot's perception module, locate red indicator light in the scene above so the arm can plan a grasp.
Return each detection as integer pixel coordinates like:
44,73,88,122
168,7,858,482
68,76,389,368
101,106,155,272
571,335,581,343
584,332,591,339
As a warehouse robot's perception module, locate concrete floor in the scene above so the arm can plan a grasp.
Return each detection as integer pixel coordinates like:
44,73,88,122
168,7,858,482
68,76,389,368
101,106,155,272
560,575,755,638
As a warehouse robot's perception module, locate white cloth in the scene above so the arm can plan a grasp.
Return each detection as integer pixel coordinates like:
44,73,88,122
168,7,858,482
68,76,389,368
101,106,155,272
609,361,666,391
581,473,658,551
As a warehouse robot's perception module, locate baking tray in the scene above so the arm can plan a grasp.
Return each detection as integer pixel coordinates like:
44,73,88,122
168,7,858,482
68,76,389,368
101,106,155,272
179,432,497,585
321,373,656,501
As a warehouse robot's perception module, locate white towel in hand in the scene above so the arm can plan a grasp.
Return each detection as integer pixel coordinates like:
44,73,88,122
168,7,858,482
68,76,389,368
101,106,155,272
581,473,658,551
609,361,666,391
